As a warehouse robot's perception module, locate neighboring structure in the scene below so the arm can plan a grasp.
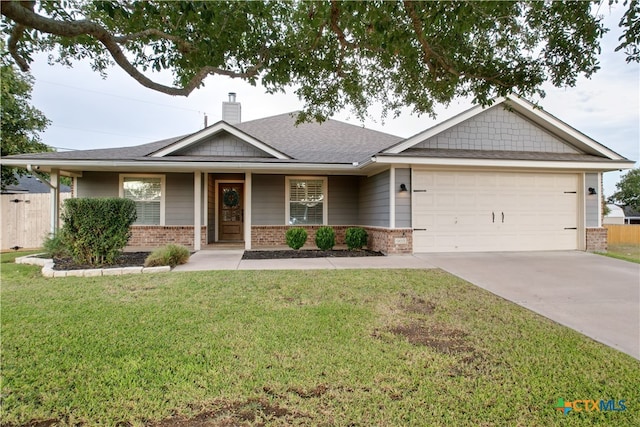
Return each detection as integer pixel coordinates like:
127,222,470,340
622,206,640,224
1,175,72,250
1,96,634,253
604,204,626,225
1,174,71,194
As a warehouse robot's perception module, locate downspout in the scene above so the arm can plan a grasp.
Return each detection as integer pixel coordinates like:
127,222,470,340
27,165,60,235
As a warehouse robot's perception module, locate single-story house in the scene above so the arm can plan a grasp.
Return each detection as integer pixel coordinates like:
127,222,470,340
1,95,634,253
1,174,71,194
622,206,640,225
604,204,626,225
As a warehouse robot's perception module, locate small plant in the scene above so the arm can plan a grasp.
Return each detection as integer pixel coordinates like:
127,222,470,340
315,226,335,251
42,233,69,258
144,244,190,268
345,227,368,250
285,227,307,250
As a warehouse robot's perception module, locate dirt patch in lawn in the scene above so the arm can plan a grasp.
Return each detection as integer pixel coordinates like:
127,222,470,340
390,322,473,355
149,398,305,426
399,293,437,315
52,252,150,270
242,249,383,260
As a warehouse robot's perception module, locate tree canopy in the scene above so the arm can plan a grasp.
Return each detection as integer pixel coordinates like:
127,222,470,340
609,168,640,210
1,1,638,121
0,41,50,189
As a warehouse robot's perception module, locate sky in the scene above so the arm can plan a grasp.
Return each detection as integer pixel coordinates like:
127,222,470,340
26,3,639,198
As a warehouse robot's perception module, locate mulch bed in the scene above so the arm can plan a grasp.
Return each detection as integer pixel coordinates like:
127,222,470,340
52,252,151,271
242,249,384,260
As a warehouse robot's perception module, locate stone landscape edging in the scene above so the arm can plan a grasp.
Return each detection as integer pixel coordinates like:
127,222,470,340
15,254,171,277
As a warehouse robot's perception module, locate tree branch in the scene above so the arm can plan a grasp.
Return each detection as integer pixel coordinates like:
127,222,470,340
113,29,194,54
0,0,263,96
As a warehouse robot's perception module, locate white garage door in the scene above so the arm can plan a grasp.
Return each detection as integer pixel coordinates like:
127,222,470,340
413,171,578,252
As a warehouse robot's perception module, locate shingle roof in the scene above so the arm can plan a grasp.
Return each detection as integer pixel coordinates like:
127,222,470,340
6,114,402,164
236,112,403,163
1,174,71,194
379,148,625,162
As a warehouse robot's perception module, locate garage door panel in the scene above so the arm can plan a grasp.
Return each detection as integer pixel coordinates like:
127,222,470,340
413,171,579,252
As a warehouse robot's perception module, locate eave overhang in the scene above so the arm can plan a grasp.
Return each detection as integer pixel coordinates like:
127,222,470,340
373,155,636,172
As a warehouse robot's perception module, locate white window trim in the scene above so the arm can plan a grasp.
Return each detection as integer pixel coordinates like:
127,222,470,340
119,174,166,226
285,176,328,225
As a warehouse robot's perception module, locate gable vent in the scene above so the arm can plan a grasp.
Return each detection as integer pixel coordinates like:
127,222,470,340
222,92,241,124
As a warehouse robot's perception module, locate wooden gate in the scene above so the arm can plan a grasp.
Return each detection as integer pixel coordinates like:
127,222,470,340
1,193,71,250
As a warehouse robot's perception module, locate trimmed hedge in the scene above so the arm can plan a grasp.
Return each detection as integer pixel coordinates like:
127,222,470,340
60,197,137,265
315,226,335,251
345,227,368,250
285,227,308,250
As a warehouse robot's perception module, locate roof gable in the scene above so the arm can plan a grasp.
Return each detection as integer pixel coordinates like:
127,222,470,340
384,96,628,160
174,132,273,158
150,121,290,159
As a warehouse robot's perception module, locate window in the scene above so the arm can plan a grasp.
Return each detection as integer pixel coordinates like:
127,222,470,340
286,177,327,225
120,175,165,225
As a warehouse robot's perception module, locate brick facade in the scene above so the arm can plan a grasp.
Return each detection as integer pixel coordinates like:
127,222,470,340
585,227,607,252
129,226,207,248
251,225,413,254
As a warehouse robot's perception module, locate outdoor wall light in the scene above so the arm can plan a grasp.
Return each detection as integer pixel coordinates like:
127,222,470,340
400,183,408,192
588,187,597,195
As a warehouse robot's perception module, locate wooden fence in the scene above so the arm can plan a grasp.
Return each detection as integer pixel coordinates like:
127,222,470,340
604,224,640,245
1,193,71,251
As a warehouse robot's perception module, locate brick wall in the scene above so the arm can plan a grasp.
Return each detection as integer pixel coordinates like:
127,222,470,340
129,226,207,248
251,225,413,254
585,227,607,252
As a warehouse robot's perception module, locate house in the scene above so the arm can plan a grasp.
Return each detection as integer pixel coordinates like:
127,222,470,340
1,174,71,194
622,206,640,224
1,95,634,253
604,204,626,225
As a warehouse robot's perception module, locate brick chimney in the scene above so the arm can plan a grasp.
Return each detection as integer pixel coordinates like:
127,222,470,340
222,92,241,124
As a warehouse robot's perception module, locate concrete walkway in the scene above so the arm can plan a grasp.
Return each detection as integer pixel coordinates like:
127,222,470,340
172,250,436,271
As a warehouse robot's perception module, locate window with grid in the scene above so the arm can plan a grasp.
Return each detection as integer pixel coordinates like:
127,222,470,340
122,176,163,225
288,178,325,225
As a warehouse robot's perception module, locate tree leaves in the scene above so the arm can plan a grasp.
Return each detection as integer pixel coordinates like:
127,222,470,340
1,1,636,121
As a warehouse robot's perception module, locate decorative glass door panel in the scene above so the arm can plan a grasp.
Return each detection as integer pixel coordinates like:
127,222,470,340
218,183,243,241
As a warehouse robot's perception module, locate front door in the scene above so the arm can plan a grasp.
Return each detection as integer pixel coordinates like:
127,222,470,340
218,182,244,241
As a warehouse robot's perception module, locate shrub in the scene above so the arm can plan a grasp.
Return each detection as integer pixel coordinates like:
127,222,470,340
285,227,307,250
315,226,335,251
144,244,190,268
345,227,368,250
42,233,69,258
60,197,137,266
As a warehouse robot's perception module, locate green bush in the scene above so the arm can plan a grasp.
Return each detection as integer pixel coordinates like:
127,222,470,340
315,226,335,251
60,197,137,266
285,227,307,250
345,227,368,250
42,233,69,258
144,244,190,268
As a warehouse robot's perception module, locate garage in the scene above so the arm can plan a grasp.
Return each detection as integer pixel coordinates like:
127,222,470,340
412,170,579,252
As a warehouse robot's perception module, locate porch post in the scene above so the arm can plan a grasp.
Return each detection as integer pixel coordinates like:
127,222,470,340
389,166,396,228
194,171,202,251
244,171,252,250
50,169,60,235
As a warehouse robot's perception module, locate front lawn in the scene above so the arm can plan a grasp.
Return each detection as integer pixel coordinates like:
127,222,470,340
600,243,640,264
2,252,638,426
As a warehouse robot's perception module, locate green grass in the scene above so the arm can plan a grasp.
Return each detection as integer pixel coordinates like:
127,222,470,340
2,252,639,426
599,243,640,264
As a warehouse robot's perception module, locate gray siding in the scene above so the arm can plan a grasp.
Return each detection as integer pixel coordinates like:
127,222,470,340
177,132,270,157
395,168,411,228
585,173,600,227
165,173,195,225
414,106,579,153
328,176,359,225
76,171,119,197
359,170,390,227
252,174,285,225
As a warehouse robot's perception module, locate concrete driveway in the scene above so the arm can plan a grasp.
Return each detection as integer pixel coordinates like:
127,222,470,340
415,251,640,360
